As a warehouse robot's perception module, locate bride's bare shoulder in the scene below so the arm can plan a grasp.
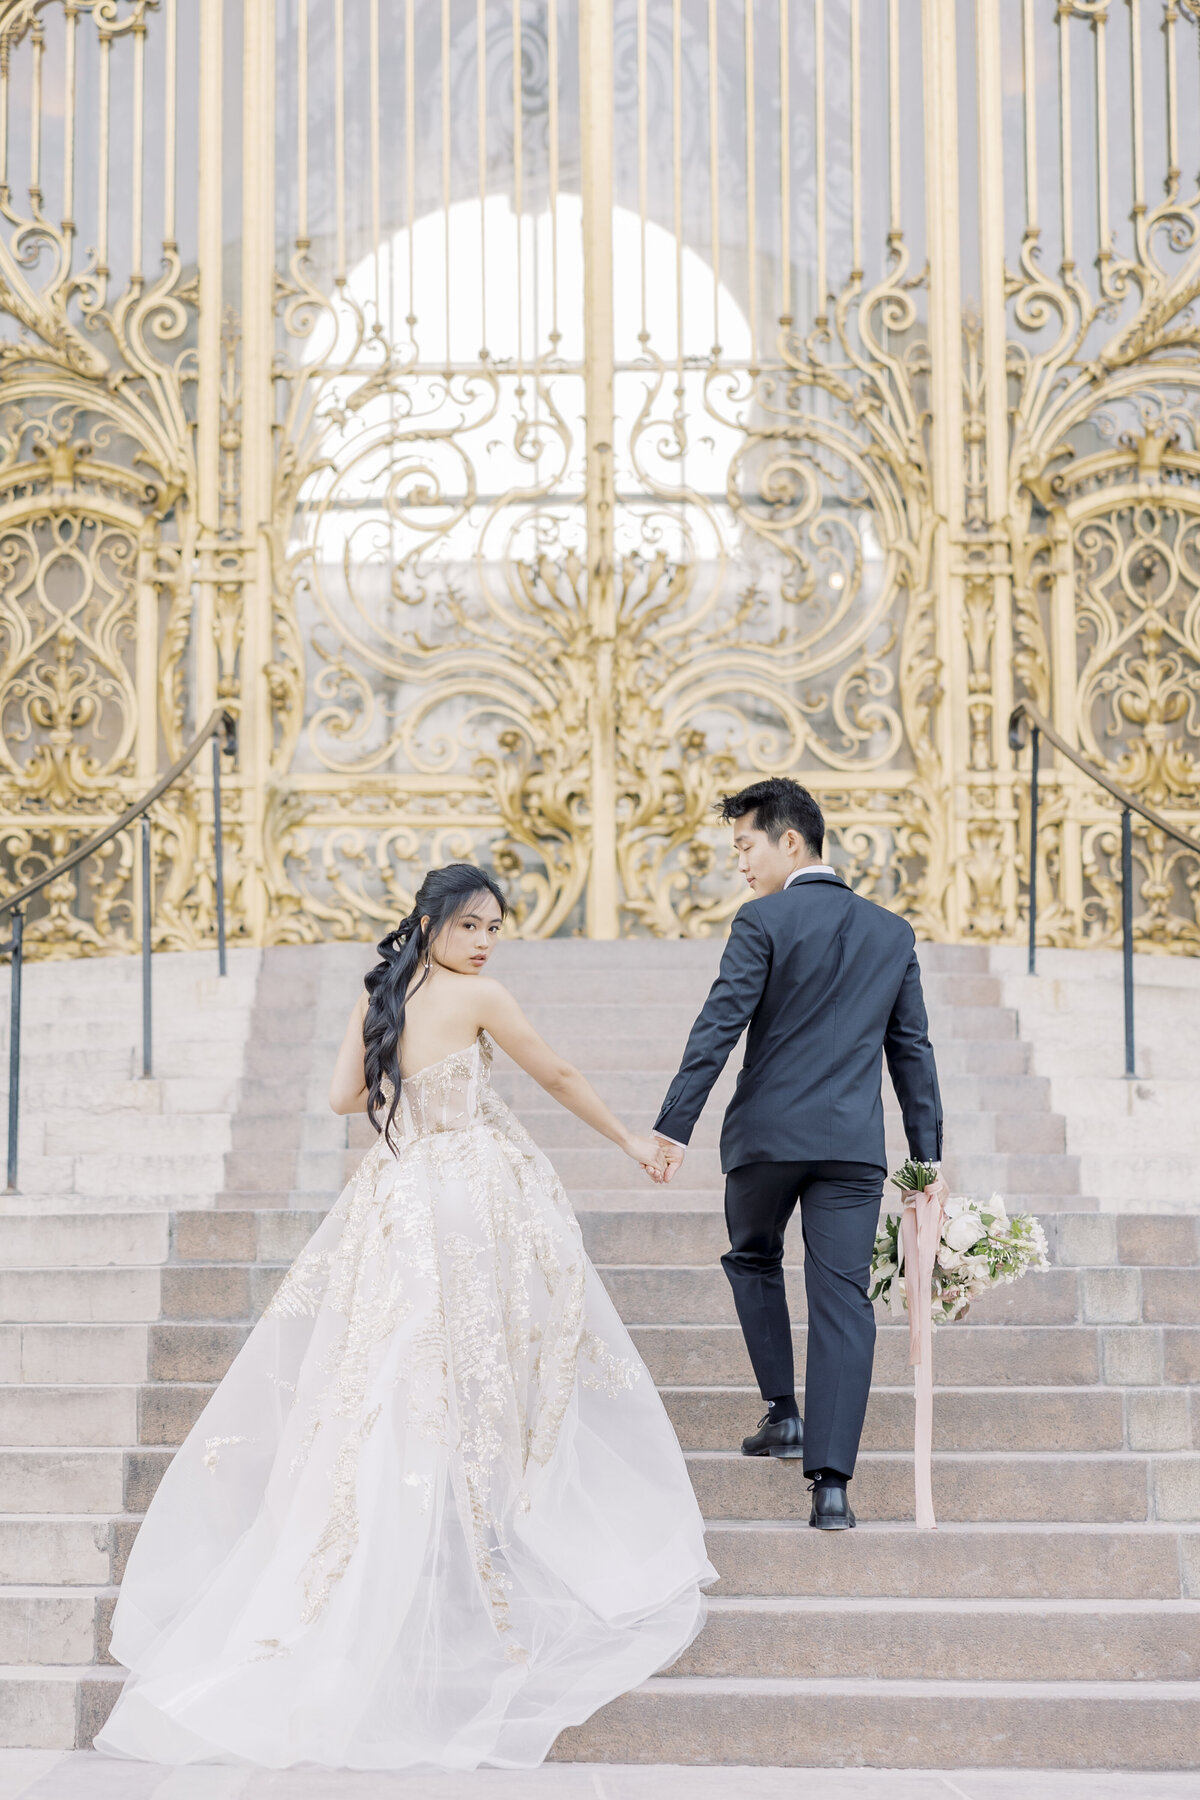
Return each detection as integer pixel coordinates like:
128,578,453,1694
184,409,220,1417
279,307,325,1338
471,974,521,1020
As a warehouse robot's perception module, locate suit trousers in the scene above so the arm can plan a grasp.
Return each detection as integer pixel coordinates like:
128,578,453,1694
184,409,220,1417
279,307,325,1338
721,1159,885,1479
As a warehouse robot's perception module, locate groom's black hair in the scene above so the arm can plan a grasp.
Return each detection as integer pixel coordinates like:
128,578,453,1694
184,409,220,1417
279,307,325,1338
716,777,824,855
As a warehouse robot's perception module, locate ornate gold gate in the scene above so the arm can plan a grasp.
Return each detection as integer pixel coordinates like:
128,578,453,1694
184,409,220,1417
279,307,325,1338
2,0,1200,950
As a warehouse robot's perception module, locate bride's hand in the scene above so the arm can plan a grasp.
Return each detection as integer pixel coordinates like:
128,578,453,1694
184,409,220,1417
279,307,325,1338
622,1131,668,1180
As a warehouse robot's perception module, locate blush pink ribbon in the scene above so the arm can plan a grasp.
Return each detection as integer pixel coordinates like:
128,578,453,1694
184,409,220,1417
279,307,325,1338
899,1184,945,1529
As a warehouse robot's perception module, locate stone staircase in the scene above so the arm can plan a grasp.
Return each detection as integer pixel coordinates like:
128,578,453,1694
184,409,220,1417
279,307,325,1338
0,950,261,1213
0,940,1197,1765
991,946,1200,1213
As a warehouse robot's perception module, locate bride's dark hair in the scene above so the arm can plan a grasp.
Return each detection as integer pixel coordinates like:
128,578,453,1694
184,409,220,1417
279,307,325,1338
363,862,508,1149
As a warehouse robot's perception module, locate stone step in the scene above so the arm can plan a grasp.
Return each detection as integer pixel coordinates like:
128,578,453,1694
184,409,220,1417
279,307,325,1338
551,1675,1200,1769
0,1217,167,1271
0,1265,287,1326
662,1385,1185,1455
676,1594,1200,1682
486,1067,1057,1119
0,1390,137,1449
0,1326,149,1386
0,1270,163,1326
0,1518,125,1587
596,1265,1086,1326
632,1322,1200,1389
13,1378,1183,1457
0,1515,1192,1603
24,1440,1198,1525
1080,1152,1200,1208
0,1452,124,1515
506,1000,1019,1043
11,1314,1193,1396
486,970,1007,1008
41,1117,233,1158
15,1256,1200,1333
683,1450,1200,1524
0,1664,120,1749
939,1151,1081,1197
704,1520,1199,1600
0,1589,112,1667
580,1209,1183,1268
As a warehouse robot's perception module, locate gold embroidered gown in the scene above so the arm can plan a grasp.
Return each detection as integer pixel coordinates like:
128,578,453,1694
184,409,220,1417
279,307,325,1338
97,1033,715,1770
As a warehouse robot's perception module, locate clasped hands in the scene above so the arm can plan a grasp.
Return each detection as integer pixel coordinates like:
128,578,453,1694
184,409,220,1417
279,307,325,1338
622,1132,686,1185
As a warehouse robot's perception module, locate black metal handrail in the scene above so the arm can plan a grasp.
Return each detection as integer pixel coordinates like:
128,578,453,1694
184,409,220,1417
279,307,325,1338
1008,699,1200,1079
0,708,237,1192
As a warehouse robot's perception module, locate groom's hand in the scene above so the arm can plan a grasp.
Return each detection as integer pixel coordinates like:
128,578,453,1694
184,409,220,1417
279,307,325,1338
655,1136,686,1185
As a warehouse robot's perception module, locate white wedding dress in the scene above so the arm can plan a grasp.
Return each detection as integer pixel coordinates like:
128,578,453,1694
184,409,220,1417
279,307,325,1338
98,1032,715,1770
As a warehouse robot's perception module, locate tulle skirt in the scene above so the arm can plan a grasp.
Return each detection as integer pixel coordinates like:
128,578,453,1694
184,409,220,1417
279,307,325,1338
97,1116,716,1770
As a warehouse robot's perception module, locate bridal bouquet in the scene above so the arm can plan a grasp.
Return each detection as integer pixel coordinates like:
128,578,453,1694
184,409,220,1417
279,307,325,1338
868,1159,1050,1530
869,1171,1050,1325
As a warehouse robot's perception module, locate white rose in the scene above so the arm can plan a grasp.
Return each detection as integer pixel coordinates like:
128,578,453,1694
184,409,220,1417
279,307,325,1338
960,1254,992,1286
937,1246,965,1272
944,1214,987,1253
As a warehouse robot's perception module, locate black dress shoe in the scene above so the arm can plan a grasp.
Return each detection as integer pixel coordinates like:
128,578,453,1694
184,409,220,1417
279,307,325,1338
808,1481,856,1529
740,1413,805,1459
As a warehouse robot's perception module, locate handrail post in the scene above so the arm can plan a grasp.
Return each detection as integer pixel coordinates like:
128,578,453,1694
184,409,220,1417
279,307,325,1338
1028,725,1040,976
141,814,153,1080
6,908,22,1193
212,731,227,978
1121,806,1135,1079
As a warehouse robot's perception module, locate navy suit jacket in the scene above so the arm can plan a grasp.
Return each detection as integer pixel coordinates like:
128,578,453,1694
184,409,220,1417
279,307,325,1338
654,872,943,1173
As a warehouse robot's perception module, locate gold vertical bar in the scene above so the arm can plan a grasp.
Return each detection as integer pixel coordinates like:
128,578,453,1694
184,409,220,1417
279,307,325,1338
297,0,308,245
780,0,790,321
196,0,223,723
1021,0,1038,238
370,0,380,309
29,20,42,210
443,0,452,364
548,0,559,347
745,0,757,358
1094,2,1109,269
975,0,1012,776
888,0,900,240
815,0,827,322
334,0,346,282
241,0,276,939
406,0,416,333
850,0,861,278
638,0,647,344
708,0,720,347
673,0,683,370
478,0,488,350
513,0,524,375
1130,0,1145,217
97,25,111,288
63,3,77,231
162,0,176,247
922,0,964,934
1165,0,1180,197
0,32,9,207
579,0,616,937
1058,7,1073,271
131,16,145,279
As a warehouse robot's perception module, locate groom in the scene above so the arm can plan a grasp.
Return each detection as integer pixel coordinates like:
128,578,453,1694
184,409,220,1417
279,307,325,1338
653,778,945,1529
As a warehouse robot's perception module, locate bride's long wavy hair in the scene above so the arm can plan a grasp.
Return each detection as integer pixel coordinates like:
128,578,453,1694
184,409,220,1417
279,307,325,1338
363,863,509,1150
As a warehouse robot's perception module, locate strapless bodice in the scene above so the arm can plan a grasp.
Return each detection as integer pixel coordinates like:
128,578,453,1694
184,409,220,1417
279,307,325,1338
385,1031,492,1144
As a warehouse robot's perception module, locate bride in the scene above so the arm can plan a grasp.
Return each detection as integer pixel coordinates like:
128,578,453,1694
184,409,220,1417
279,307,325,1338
97,863,716,1770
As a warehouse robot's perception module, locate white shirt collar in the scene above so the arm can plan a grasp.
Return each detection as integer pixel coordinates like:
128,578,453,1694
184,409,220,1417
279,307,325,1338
784,865,838,888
